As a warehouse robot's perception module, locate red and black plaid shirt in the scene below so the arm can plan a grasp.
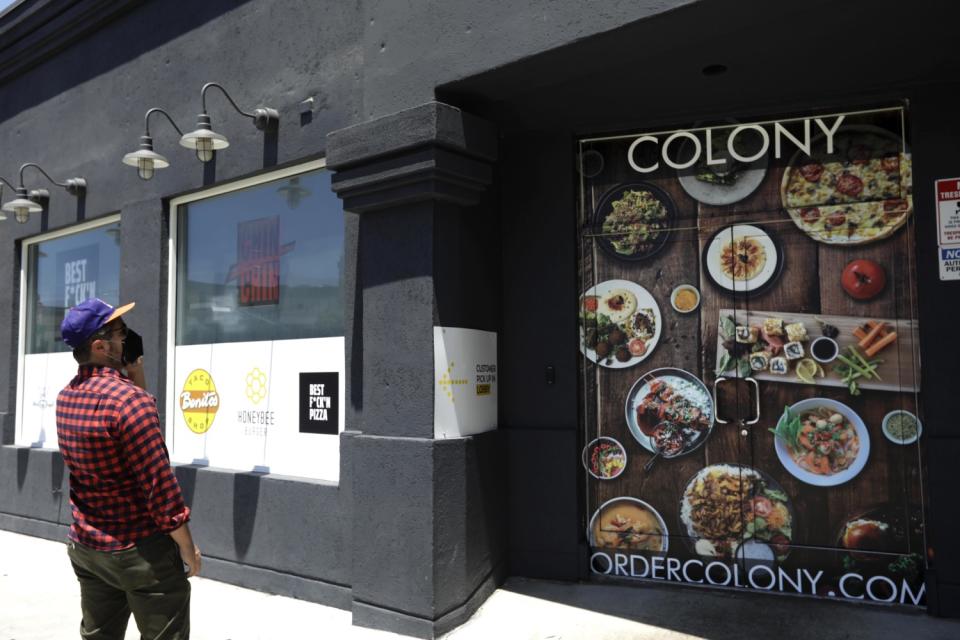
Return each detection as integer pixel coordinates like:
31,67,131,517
56,365,190,551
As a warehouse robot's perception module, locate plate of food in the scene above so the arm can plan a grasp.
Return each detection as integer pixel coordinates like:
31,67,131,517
592,183,674,261
703,224,783,294
781,125,913,245
836,503,923,574
715,312,816,380
588,497,669,553
679,463,794,562
625,368,713,455
582,437,627,480
677,126,768,206
579,279,662,368
770,398,870,486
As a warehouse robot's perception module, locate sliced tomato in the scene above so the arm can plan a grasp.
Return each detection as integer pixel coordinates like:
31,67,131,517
827,210,847,227
799,163,823,182
881,155,901,173
799,207,821,223
583,296,599,312
835,173,864,198
628,338,647,357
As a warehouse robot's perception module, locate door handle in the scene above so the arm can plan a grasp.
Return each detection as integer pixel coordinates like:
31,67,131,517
712,377,729,424
745,377,761,425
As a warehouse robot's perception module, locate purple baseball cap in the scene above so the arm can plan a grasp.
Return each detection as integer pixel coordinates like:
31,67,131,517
60,298,136,348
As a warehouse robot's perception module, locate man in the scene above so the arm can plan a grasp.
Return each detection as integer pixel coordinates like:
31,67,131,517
56,298,200,640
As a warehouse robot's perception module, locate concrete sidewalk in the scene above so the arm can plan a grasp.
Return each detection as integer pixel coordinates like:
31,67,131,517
3,529,960,639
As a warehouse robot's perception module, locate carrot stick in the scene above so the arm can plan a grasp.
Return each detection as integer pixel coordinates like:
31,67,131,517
853,326,868,341
858,322,886,349
865,331,898,357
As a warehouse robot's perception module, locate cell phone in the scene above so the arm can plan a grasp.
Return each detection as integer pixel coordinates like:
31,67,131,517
122,328,144,365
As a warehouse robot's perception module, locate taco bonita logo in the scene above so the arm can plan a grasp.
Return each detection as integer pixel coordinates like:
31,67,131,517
180,369,220,434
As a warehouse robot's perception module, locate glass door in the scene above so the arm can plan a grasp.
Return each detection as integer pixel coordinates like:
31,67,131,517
578,132,752,581
578,106,926,607
738,107,926,605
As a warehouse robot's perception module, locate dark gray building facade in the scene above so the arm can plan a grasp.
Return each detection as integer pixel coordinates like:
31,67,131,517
1,1,959,637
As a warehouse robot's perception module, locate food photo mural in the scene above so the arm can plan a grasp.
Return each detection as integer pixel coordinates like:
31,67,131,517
577,107,926,606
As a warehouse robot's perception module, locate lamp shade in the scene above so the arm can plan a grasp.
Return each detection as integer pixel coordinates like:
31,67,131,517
2,187,42,222
179,114,228,162
122,135,170,180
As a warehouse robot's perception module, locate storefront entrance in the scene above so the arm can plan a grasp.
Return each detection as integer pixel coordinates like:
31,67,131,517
578,106,926,606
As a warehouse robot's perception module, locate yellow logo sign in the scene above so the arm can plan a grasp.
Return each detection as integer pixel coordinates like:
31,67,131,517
180,369,220,434
437,361,469,403
245,367,268,404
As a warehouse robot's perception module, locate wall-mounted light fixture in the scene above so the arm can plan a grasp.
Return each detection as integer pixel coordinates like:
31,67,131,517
1,164,86,223
122,108,184,180
179,82,278,162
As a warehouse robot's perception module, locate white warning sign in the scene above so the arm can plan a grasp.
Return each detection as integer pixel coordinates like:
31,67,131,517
936,178,960,245
940,245,960,281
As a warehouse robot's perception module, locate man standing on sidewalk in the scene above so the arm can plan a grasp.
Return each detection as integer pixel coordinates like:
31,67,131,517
56,298,200,640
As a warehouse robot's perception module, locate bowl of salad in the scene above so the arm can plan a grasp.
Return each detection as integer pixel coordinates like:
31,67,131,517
582,437,627,480
592,183,675,261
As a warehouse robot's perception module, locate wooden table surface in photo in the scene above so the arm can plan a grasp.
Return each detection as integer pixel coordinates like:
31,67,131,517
581,138,923,559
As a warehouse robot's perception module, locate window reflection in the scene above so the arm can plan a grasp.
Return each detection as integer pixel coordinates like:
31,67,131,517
176,168,344,345
25,222,121,354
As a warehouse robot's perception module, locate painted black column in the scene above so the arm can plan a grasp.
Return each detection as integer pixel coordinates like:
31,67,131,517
327,102,505,638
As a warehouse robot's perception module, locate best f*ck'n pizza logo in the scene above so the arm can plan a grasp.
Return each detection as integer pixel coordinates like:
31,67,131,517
180,369,220,434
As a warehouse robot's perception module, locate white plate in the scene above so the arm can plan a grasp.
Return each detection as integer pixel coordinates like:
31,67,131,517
624,368,713,454
579,279,662,369
587,497,669,553
705,224,780,293
774,398,870,487
678,155,768,206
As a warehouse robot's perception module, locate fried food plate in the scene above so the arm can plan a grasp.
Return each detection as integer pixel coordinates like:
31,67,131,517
579,279,662,369
625,367,714,455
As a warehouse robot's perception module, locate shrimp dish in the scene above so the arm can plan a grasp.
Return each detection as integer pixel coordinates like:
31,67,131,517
779,406,860,475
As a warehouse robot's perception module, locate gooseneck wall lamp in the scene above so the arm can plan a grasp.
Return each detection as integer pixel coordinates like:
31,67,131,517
122,107,184,180
0,164,86,223
179,82,279,162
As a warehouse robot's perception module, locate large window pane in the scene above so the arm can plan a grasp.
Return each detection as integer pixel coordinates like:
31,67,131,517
24,221,121,354
176,169,344,345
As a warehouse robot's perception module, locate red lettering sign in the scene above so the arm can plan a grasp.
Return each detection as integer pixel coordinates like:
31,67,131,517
227,216,294,306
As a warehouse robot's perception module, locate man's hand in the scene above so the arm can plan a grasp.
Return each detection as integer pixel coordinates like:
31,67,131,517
125,356,147,390
179,542,202,578
170,523,201,578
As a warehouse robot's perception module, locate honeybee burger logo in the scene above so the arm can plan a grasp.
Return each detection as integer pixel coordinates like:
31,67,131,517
180,369,220,434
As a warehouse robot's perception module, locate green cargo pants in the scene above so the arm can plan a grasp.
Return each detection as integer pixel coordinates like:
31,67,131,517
67,533,190,640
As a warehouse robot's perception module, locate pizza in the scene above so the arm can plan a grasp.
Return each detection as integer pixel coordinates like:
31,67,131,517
781,127,913,244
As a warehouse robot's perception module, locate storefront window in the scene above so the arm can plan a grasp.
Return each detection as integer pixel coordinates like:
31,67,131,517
17,218,121,447
24,221,121,353
176,169,343,345
169,164,346,481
